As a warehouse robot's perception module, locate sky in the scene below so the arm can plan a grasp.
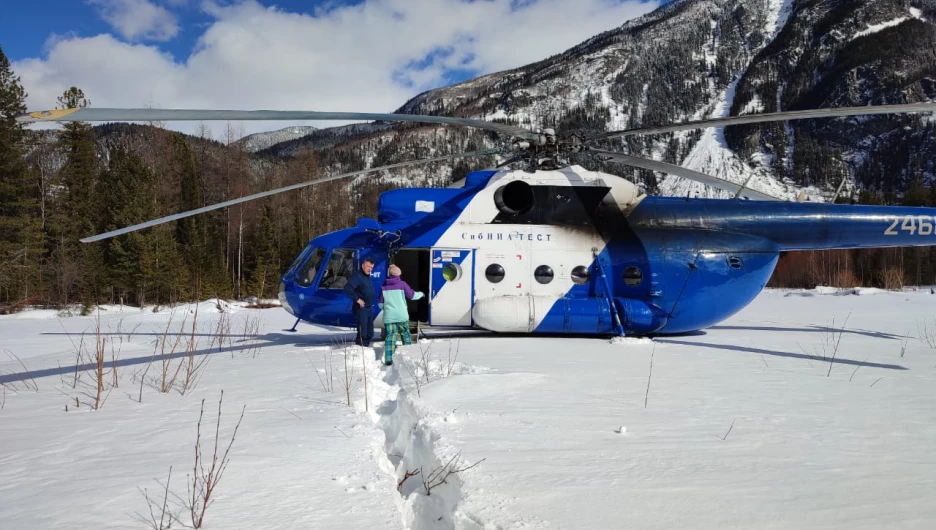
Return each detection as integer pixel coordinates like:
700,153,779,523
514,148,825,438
2,0,669,136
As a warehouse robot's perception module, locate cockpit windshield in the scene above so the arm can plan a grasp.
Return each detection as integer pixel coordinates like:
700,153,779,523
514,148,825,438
295,247,326,287
320,249,357,289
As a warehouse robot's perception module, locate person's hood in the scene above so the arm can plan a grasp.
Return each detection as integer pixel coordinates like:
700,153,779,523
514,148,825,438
383,275,403,287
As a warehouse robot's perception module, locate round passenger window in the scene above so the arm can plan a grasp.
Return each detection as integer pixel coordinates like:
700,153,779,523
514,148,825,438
623,266,642,287
485,263,505,283
571,265,590,285
534,265,554,284
443,263,463,282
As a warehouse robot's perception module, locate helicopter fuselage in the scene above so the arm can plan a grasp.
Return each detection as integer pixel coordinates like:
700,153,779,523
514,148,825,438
278,166,936,336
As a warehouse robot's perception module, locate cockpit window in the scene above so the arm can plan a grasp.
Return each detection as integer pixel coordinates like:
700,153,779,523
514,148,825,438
286,245,313,275
320,249,357,289
295,247,326,287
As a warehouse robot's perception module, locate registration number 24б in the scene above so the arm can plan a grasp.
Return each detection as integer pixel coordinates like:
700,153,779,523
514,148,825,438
885,215,936,235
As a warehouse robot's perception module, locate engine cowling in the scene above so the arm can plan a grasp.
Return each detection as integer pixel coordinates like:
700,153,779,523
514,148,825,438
493,180,535,215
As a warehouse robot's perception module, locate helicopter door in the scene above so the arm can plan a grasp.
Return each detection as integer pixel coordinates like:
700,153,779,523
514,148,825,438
429,248,474,326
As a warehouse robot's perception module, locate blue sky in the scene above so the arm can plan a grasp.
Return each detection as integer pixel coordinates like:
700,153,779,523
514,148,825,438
3,2,362,64
4,0,667,134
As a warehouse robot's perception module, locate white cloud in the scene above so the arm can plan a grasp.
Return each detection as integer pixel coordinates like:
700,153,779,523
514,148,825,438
87,0,180,41
17,0,659,136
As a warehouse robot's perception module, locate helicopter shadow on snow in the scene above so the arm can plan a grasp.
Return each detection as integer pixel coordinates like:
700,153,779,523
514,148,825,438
9,325,905,386
653,338,908,371
275,327,909,371
708,324,905,341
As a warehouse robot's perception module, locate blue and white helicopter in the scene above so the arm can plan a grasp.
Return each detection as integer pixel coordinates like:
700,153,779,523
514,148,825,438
18,102,936,336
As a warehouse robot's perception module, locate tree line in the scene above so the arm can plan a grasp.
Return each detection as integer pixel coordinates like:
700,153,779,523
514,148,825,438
0,46,372,312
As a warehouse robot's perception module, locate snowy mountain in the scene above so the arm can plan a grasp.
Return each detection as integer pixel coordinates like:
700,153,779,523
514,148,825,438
235,126,317,153
265,0,936,201
26,0,936,203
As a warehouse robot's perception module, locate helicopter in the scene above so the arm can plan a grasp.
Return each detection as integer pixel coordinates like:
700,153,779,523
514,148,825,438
17,102,936,336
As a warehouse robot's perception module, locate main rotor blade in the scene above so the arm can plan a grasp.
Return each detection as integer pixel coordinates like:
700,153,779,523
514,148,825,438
588,148,781,201
17,107,539,141
80,147,503,243
601,102,936,139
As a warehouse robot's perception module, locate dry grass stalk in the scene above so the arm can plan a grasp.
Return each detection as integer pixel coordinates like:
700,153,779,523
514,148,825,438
307,350,336,393
720,419,735,441
136,466,182,530
644,343,656,408
188,390,246,529
94,313,105,409
360,335,368,413
826,311,851,377
331,335,356,406
2,349,39,393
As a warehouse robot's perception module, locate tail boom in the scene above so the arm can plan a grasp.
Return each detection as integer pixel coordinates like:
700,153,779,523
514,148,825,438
632,198,936,251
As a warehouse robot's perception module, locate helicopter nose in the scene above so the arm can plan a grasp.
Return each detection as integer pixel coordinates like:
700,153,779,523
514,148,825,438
279,281,294,315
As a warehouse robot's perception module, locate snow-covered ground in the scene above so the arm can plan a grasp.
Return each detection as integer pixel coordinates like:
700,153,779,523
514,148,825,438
2,289,935,529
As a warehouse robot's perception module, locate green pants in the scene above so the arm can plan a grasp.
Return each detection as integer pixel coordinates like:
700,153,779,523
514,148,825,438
383,322,412,363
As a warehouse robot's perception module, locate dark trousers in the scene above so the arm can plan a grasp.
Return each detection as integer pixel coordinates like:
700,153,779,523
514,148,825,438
353,307,374,346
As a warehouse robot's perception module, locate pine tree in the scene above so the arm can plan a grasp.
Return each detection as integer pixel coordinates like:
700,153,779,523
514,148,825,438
247,204,280,299
0,45,39,305
172,132,206,299
51,86,101,310
97,147,155,305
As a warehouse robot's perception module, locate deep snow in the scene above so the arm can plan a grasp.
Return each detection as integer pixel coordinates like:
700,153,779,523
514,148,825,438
2,288,935,529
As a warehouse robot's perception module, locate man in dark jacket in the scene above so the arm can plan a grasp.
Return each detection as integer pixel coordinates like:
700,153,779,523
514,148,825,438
343,257,376,347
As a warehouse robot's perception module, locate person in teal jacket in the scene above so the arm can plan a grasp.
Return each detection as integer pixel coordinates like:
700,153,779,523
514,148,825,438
377,264,424,365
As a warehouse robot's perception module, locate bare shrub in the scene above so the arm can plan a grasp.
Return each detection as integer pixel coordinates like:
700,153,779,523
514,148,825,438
188,390,246,529
92,313,106,409
443,340,460,378
179,305,210,396
832,268,858,289
418,341,433,384
340,343,354,406
397,469,421,492
400,355,424,397
420,452,485,496
208,304,232,354
58,311,125,410
155,310,187,393
878,267,904,290
136,466,183,530
238,311,264,358
797,312,851,373
917,318,936,349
